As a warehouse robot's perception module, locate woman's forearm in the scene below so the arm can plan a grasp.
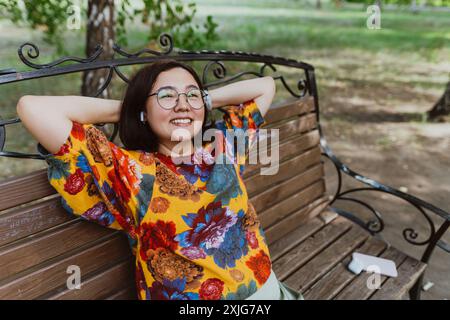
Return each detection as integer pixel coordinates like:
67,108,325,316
18,95,122,124
208,76,276,117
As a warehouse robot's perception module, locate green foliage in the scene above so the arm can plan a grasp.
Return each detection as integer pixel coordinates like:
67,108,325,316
0,0,75,53
345,0,450,7
130,0,219,50
0,0,219,53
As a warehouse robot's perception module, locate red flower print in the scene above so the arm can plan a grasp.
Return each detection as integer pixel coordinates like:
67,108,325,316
64,168,85,195
111,145,142,194
107,169,131,202
71,121,85,141
245,250,272,285
246,230,259,249
55,142,70,156
199,278,224,300
139,220,178,261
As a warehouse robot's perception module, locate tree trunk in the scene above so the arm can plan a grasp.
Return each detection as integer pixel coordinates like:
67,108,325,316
375,0,382,10
82,0,115,98
427,81,450,121
316,0,321,9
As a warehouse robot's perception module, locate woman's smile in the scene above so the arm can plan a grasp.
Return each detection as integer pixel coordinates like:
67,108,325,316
170,117,193,127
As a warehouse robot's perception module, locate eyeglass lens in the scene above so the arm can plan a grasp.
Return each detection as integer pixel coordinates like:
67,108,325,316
156,88,204,109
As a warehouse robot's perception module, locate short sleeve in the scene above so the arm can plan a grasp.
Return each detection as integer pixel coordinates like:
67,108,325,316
213,98,266,176
43,121,139,239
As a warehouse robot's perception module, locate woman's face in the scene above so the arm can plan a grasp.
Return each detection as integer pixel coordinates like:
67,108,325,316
145,67,205,148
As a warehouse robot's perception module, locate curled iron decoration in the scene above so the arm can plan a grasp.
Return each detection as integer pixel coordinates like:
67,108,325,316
320,137,440,247
18,43,103,69
260,63,308,98
113,66,130,84
339,188,436,246
201,60,266,88
337,196,384,233
202,60,227,86
93,66,114,98
200,60,309,100
113,33,174,58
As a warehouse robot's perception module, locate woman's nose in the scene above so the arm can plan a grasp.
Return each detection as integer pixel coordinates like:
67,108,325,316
173,94,191,111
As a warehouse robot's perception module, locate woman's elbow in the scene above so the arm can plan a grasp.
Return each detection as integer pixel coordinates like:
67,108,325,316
16,95,35,119
263,76,276,99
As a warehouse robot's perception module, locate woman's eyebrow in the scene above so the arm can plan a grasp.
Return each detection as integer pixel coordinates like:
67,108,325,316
158,84,199,90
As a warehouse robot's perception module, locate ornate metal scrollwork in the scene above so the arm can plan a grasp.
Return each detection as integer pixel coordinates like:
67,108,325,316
18,42,103,69
319,135,449,265
113,33,174,58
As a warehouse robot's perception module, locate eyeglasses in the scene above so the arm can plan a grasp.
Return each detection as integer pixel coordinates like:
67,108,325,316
148,87,206,110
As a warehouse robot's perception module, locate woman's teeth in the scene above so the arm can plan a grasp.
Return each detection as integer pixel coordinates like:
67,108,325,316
170,118,192,125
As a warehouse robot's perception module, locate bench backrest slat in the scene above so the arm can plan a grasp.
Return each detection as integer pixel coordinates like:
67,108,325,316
0,169,56,211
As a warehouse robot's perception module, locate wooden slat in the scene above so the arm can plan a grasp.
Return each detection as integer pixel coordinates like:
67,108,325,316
47,259,134,300
370,256,426,300
334,246,408,300
0,220,115,281
268,215,327,262
250,149,323,213
0,197,73,247
283,222,370,293
242,112,318,178
243,129,320,179
0,169,55,211
105,286,137,300
303,236,387,300
0,233,131,299
264,195,331,245
245,145,324,197
276,113,317,142
263,96,315,126
272,216,352,280
259,173,326,229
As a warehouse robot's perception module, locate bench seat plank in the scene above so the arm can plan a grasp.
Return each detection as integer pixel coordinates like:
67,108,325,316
269,207,427,300
334,246,408,300
370,256,427,300
303,236,387,299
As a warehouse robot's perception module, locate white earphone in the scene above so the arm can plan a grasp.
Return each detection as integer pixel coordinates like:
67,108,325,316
140,111,146,123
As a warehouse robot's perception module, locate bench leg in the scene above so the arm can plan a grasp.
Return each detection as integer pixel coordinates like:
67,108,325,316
409,274,423,300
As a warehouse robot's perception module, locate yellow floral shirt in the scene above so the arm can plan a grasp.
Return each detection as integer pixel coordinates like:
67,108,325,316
44,99,272,300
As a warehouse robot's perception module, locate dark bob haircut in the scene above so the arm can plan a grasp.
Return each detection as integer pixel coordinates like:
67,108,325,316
119,59,211,152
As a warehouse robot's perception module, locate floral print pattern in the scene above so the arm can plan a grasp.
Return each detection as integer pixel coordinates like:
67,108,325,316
45,99,272,300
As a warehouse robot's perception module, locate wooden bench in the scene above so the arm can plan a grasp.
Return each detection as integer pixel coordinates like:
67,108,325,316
0,34,448,300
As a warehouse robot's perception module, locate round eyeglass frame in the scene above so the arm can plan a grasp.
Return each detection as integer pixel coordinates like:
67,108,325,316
147,87,207,110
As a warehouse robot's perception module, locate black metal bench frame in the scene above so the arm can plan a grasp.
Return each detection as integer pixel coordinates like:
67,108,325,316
0,33,448,300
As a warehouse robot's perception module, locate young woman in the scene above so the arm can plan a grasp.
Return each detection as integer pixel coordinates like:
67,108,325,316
17,59,303,300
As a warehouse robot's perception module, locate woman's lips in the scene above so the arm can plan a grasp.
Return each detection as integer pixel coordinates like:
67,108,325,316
170,118,193,127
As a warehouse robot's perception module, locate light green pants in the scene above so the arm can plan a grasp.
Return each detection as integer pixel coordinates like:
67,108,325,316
246,269,304,300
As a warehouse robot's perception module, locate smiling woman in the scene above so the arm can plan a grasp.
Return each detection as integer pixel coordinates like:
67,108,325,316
14,59,292,300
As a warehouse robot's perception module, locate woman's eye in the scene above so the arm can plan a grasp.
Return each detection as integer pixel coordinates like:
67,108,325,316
159,91,175,98
188,91,200,98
